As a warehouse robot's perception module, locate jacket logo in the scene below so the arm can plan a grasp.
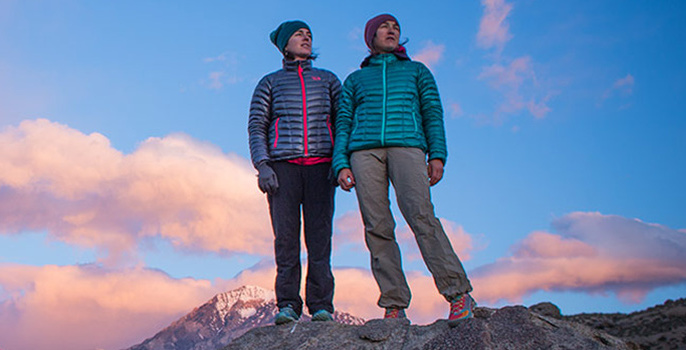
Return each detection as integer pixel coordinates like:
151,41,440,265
312,76,321,81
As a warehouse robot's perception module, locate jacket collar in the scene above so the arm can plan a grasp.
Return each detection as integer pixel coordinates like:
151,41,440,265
361,52,409,68
282,59,312,71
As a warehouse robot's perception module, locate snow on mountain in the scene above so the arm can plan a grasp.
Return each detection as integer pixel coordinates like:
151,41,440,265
126,285,364,350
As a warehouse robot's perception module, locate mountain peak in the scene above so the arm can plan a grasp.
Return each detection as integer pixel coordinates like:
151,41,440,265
127,285,363,350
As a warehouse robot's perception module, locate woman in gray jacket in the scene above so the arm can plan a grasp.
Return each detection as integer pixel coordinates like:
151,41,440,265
248,20,341,325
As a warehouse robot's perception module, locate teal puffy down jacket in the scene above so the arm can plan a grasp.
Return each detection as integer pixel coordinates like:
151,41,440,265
332,54,447,176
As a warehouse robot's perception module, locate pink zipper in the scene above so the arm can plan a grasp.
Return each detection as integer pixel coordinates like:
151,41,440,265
273,117,280,148
298,64,308,156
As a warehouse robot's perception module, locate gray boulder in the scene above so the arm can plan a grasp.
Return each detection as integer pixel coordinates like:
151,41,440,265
223,306,632,350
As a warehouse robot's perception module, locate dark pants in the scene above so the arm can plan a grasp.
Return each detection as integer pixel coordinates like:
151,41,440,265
268,161,335,315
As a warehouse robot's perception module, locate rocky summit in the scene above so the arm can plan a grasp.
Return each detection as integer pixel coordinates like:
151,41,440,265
223,305,633,350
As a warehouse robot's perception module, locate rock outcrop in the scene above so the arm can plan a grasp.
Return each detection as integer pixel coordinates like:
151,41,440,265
565,298,686,350
223,305,632,350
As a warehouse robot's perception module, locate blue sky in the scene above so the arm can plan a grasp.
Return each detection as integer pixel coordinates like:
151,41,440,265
1,1,685,349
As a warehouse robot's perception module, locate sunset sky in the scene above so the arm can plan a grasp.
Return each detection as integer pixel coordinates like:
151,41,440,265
1,1,685,349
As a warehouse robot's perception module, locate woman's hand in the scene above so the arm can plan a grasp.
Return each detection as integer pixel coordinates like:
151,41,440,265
337,168,356,191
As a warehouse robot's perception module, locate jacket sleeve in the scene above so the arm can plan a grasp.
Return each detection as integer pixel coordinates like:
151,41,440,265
417,64,447,165
248,75,273,169
332,76,355,176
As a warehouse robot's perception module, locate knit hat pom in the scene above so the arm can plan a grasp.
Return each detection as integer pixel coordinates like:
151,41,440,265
270,20,311,54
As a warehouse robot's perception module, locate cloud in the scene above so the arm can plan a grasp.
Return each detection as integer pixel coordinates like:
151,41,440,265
208,71,225,89
600,74,635,104
0,263,223,350
478,56,552,122
227,261,453,325
398,218,475,262
0,261,453,350
477,0,513,51
201,52,243,89
6,212,681,349
203,52,231,63
470,212,686,304
613,74,635,94
333,210,367,252
474,0,554,123
413,41,445,71
348,27,363,41
448,102,464,118
334,210,476,262
0,119,272,264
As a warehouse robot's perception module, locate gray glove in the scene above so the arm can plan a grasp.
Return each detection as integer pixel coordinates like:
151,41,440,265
257,163,279,195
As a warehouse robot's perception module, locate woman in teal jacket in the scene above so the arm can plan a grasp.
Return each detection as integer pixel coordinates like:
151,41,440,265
333,14,474,325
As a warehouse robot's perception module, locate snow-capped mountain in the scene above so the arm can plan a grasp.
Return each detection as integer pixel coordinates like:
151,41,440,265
126,285,365,350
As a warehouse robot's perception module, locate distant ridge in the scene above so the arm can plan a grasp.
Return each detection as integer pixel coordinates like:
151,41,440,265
564,298,686,350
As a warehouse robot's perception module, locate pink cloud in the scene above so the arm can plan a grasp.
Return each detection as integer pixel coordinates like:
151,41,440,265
0,262,458,350
613,74,635,94
478,56,552,121
477,0,513,51
480,56,533,89
601,74,635,103
0,263,223,350
0,119,272,264
474,0,554,123
228,262,455,325
449,102,464,118
333,210,367,252
470,212,686,304
334,268,454,324
335,210,476,262
413,41,445,71
397,218,475,262
512,231,596,258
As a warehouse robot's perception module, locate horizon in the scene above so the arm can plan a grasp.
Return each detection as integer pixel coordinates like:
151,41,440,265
1,1,685,350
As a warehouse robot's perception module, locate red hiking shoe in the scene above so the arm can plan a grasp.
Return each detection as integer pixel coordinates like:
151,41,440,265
448,294,476,325
384,307,407,319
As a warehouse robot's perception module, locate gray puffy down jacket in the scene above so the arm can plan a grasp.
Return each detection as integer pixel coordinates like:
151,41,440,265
249,59,341,168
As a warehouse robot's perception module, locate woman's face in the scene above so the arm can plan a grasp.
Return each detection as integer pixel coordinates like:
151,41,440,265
372,20,400,54
284,28,312,60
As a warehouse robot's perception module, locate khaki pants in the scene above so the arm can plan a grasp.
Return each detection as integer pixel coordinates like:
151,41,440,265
351,147,472,309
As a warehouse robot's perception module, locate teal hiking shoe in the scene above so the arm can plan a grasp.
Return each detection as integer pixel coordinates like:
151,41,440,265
275,306,299,325
448,293,476,326
383,307,407,319
311,309,334,322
